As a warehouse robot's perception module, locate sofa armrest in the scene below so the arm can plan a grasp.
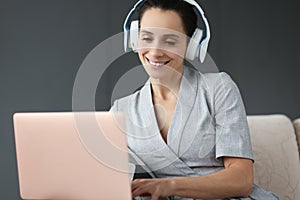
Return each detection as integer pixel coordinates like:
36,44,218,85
247,114,300,200
293,118,300,156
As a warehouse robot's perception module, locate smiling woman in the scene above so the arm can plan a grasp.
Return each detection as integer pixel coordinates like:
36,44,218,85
138,9,187,81
110,0,280,199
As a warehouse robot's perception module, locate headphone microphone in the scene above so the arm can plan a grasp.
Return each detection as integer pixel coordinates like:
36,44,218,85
123,0,211,63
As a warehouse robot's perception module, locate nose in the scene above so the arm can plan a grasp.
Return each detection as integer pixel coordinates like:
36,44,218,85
148,45,164,57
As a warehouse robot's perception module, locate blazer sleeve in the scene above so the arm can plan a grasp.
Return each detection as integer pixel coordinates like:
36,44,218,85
109,100,119,112
213,72,254,161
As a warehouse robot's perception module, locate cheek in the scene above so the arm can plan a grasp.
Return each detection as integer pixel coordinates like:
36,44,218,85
165,50,185,61
137,50,145,59
166,44,187,59
138,48,147,56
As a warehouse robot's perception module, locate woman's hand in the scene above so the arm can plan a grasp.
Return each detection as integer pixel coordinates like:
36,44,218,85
131,178,175,200
131,157,253,199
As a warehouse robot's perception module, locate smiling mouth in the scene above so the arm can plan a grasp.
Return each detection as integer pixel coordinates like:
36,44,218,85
146,58,170,67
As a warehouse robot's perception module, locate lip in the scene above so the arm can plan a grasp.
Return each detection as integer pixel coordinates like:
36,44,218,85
146,57,170,68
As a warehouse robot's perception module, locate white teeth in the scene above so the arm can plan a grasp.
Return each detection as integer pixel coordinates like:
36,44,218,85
149,60,166,67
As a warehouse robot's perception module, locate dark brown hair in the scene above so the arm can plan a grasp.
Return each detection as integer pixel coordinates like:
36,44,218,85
137,0,198,37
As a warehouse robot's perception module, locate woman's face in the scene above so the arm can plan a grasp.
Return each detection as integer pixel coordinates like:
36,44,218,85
138,8,188,79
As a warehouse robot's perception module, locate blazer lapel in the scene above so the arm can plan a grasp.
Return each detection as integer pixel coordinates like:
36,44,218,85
130,67,199,173
168,67,199,155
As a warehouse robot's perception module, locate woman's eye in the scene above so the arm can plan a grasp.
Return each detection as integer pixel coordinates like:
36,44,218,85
141,38,152,42
165,41,176,46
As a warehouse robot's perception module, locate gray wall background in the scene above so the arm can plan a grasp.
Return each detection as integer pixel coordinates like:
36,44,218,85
0,0,299,198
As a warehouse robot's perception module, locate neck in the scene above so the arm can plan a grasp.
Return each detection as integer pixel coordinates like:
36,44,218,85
150,66,183,100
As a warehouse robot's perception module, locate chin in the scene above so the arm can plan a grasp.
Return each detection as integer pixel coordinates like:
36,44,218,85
144,65,169,80
144,65,182,82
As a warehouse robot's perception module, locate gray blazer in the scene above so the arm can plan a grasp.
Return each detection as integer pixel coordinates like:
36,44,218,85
110,66,279,200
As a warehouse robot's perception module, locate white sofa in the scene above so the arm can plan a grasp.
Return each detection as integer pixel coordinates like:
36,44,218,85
247,115,300,200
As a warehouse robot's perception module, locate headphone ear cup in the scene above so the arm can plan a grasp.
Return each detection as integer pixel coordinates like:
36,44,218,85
185,28,203,61
129,20,139,52
199,38,209,63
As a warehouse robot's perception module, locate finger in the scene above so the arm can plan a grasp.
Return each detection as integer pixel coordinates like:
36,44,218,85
151,193,159,200
131,179,145,190
131,178,149,185
132,185,151,197
132,186,144,197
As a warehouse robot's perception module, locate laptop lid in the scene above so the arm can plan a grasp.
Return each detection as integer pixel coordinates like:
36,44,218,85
13,111,132,200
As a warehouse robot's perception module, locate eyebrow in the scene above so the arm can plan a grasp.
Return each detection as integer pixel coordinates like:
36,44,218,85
140,30,180,38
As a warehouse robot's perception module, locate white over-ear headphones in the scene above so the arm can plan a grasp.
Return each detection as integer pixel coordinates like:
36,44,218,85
123,0,211,63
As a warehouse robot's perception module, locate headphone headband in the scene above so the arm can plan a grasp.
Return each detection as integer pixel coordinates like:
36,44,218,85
123,0,145,34
123,0,211,62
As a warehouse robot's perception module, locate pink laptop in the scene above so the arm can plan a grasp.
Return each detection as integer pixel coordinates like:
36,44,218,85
13,112,132,200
